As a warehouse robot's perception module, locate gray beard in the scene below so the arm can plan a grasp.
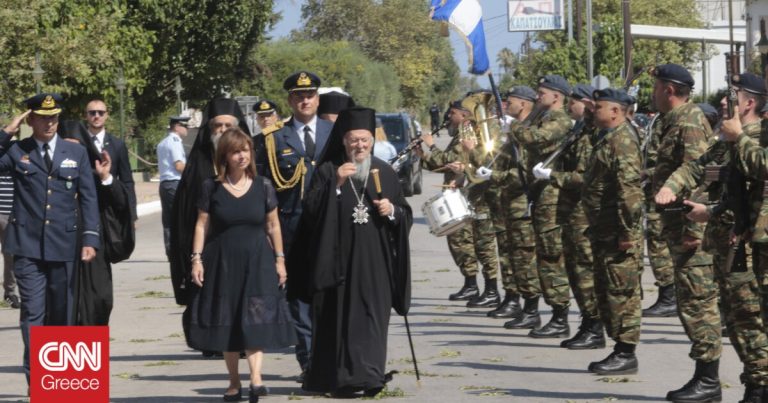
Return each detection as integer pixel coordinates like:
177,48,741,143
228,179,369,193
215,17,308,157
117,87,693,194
351,156,372,182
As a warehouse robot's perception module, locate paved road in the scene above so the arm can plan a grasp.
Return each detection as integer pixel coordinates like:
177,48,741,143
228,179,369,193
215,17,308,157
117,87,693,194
0,134,744,402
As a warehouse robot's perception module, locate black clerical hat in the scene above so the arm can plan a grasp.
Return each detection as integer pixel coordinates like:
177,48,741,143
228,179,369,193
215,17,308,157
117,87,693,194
318,92,355,115
318,107,376,165
25,93,63,116
207,98,243,120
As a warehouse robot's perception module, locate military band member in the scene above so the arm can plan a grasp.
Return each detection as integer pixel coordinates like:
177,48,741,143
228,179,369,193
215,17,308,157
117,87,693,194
418,101,484,303
534,83,604,349
0,94,100,383
581,88,644,375
651,63,722,402
509,75,573,338
660,72,768,403
264,71,333,380
475,86,542,325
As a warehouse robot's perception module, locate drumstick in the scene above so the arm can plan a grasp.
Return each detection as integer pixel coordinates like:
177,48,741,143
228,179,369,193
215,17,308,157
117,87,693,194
433,166,452,172
371,169,383,199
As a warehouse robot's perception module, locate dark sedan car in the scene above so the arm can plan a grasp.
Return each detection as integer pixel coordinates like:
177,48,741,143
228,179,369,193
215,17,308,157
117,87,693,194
376,112,422,196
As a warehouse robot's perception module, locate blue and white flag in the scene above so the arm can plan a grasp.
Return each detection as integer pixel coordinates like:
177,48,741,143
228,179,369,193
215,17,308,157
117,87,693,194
430,0,490,75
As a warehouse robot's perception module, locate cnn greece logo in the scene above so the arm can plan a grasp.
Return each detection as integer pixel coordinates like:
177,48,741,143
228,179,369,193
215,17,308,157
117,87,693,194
39,341,101,372
31,326,109,403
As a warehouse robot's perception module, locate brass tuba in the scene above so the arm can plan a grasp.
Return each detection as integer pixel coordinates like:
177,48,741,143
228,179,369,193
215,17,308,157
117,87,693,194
461,91,499,184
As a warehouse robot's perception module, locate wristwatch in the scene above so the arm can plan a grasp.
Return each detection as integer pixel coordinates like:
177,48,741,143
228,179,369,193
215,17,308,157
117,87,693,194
275,252,285,258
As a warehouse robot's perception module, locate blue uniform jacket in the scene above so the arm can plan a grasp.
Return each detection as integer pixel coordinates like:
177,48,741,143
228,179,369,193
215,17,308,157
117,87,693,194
266,117,333,216
0,131,100,262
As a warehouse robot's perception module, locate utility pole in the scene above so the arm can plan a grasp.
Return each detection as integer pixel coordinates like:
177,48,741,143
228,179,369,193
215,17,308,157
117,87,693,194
586,0,593,81
622,0,632,85
575,0,582,41
567,0,573,42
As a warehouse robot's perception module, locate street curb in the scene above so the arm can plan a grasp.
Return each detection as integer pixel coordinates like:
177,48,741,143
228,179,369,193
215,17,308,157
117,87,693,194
137,200,162,217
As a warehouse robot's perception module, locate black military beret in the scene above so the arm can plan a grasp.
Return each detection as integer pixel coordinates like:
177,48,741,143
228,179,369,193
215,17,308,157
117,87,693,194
537,75,572,96
24,93,63,116
593,88,633,106
732,72,768,96
254,99,277,115
571,84,596,101
169,116,191,126
283,71,321,92
449,100,470,112
506,86,537,102
696,103,718,122
651,63,695,88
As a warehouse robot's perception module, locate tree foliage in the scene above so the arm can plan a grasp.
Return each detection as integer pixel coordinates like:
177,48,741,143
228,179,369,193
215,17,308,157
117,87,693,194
298,0,459,113
506,0,706,109
238,39,402,114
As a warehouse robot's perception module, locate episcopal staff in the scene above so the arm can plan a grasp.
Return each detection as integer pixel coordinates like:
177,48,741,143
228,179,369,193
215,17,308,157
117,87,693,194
288,107,412,397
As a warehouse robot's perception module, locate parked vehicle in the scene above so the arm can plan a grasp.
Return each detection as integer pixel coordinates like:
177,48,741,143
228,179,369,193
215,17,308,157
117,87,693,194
376,112,422,196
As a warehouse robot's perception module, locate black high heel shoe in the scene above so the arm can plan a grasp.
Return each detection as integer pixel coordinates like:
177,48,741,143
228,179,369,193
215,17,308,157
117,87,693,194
222,385,241,402
249,385,269,403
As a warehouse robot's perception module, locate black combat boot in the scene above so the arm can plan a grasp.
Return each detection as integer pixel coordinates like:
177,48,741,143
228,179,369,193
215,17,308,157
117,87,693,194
643,284,677,317
561,317,606,350
449,276,479,301
588,342,638,375
666,359,722,402
504,296,541,329
739,383,766,403
487,292,521,318
528,305,570,338
467,278,501,308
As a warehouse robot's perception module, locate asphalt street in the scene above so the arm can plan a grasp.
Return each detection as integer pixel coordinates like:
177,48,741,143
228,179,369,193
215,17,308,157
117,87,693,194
0,134,744,402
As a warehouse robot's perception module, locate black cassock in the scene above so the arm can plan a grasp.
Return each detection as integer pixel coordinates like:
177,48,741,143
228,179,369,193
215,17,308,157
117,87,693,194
289,157,412,395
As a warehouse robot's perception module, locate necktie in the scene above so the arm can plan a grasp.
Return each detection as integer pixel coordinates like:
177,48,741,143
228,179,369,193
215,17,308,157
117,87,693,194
304,126,315,160
92,136,101,152
43,143,52,172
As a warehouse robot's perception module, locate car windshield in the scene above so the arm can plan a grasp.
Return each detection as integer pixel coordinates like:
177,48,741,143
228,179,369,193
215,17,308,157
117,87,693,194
377,115,408,152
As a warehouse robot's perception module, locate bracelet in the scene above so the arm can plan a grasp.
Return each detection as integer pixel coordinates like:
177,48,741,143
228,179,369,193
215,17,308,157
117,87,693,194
190,252,202,262
275,252,285,258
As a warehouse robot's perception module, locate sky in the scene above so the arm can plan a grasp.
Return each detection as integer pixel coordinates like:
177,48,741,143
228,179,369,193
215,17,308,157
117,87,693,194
268,0,527,78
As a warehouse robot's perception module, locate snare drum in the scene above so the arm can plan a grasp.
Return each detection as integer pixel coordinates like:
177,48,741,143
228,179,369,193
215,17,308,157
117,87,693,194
422,189,474,236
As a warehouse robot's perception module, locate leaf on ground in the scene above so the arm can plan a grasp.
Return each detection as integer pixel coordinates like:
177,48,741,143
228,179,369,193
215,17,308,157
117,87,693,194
434,305,448,311
167,333,182,338
400,369,438,377
413,278,431,283
134,291,171,298
144,361,178,367
114,372,140,380
603,397,618,401
144,275,171,281
440,349,461,358
722,382,732,389
596,377,638,383
361,386,406,400
434,268,450,273
429,318,453,323
482,357,504,363
459,385,497,391
479,391,508,396
129,338,161,343
288,393,304,400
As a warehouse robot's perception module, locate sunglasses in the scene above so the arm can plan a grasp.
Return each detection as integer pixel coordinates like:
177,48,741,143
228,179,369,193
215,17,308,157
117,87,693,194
87,110,107,117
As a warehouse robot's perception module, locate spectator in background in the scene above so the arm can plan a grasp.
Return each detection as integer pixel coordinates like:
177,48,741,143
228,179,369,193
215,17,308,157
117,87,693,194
429,102,441,133
373,118,397,163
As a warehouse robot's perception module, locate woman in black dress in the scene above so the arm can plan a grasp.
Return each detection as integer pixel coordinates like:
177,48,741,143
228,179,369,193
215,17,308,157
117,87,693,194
185,128,296,403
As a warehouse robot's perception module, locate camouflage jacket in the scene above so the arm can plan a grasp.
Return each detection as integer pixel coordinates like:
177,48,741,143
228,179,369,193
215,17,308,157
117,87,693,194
730,120,768,242
488,120,529,219
651,102,711,240
582,121,644,243
421,129,464,185
511,107,572,206
550,117,596,207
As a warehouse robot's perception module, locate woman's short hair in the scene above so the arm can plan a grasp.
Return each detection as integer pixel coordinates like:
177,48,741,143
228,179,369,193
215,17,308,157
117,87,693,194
374,127,388,142
214,127,257,181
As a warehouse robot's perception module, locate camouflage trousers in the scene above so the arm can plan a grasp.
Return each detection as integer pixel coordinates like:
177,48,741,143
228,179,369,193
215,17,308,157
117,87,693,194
645,207,675,287
447,225,479,278
470,215,499,280
562,203,597,320
667,237,722,362
499,216,541,298
712,243,768,385
592,237,643,345
751,243,768,332
533,202,570,309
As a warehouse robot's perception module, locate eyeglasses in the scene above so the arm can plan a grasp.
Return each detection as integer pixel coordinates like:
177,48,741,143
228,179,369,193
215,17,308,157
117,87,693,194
87,110,107,117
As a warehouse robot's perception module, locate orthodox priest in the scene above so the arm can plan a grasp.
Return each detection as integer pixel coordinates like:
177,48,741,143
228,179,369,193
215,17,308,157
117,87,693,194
289,107,412,397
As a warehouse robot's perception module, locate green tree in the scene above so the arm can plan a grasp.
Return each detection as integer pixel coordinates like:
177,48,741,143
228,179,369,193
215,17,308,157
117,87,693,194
238,39,402,114
298,0,459,112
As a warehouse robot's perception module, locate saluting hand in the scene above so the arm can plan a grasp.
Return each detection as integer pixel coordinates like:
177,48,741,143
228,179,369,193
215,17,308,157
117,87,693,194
373,198,394,217
81,246,96,262
3,110,31,136
337,163,357,188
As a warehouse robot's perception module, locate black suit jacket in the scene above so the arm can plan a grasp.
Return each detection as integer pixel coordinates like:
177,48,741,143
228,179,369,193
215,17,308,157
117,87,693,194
101,133,136,220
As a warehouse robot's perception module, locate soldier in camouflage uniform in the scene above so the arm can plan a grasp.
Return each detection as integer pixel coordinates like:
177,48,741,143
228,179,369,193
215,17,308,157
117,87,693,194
419,102,482,302
580,88,644,375
475,86,542,324
711,75,768,402
533,84,604,349
508,75,573,338
420,100,501,307
651,64,721,403
642,111,678,318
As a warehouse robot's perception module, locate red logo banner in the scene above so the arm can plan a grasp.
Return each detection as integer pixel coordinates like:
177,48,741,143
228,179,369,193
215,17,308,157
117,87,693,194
31,326,109,403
